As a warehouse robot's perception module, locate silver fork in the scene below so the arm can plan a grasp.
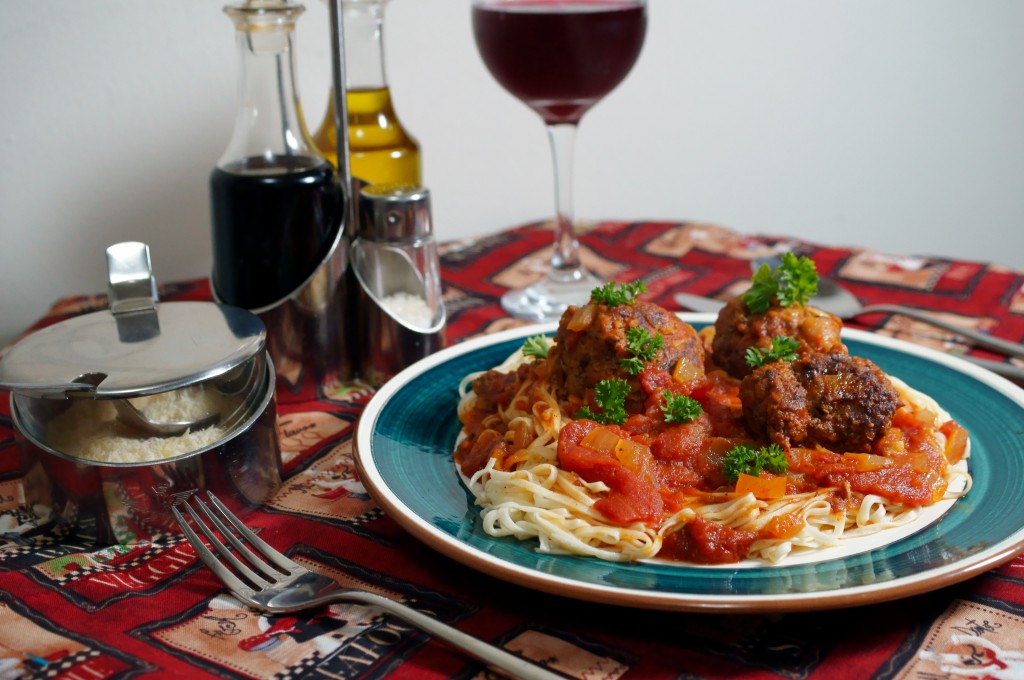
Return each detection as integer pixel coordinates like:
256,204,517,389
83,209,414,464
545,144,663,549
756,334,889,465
173,492,563,680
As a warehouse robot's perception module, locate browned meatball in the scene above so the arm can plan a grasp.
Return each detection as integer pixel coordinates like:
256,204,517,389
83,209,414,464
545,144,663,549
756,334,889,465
712,297,846,379
471,362,532,410
739,353,900,452
549,300,705,413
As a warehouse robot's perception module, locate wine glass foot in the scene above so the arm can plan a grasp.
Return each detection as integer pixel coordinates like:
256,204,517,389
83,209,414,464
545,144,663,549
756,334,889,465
500,269,603,323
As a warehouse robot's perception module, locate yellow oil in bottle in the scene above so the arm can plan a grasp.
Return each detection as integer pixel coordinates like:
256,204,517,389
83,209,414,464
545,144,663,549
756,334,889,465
313,86,421,187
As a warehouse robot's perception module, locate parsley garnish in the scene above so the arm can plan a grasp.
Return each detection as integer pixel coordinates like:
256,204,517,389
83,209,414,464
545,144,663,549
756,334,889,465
723,444,789,484
743,264,778,315
620,327,663,375
741,253,819,314
522,335,550,359
590,280,647,307
662,391,703,424
744,336,801,368
577,378,630,426
776,253,819,307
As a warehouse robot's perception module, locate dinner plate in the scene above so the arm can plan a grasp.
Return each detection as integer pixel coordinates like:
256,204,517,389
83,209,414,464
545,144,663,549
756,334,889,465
353,314,1024,613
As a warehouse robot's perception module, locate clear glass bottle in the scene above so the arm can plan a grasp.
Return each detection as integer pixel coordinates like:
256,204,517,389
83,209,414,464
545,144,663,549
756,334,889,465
312,0,421,186
211,0,344,311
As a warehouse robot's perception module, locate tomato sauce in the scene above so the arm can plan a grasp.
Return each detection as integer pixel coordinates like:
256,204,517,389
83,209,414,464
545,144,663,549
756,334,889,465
558,420,663,525
690,370,748,437
464,344,962,564
454,428,507,478
659,516,757,564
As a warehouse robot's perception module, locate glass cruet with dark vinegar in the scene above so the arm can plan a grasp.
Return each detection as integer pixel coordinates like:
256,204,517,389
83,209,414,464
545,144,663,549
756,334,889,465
211,0,345,312
312,0,421,186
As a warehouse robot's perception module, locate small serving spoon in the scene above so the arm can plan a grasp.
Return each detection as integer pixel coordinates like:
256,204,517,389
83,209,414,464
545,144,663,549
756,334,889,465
113,399,219,438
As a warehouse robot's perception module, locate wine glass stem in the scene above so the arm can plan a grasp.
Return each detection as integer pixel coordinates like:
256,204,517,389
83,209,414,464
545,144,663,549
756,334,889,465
546,122,582,279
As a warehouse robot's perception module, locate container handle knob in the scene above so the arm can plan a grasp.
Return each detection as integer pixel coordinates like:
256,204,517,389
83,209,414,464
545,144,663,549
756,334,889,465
106,242,160,342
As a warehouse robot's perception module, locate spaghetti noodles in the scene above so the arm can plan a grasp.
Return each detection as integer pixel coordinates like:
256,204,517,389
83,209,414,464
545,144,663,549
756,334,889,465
454,328,971,566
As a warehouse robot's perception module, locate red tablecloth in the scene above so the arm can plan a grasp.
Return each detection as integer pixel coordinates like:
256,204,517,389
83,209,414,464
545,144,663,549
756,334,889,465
1,220,1022,679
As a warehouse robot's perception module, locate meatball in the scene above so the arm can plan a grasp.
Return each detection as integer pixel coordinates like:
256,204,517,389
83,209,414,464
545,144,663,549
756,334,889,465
712,297,846,379
739,353,900,452
549,300,705,413
471,362,533,410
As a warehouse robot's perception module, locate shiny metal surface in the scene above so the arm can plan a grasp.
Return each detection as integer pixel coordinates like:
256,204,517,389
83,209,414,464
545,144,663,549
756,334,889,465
357,184,433,241
10,357,280,545
239,220,355,400
0,302,267,398
112,398,220,437
352,184,446,386
174,491,564,680
0,240,269,441
2,240,281,543
106,241,159,317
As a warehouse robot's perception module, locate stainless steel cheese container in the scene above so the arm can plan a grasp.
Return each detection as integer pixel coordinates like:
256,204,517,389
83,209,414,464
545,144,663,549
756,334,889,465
0,242,282,544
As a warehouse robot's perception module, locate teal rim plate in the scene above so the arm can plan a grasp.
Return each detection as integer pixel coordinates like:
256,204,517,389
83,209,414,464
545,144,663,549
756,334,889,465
353,314,1024,613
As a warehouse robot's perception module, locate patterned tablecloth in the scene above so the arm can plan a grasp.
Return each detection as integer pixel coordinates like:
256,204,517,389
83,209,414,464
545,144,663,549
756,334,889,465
1,220,1023,679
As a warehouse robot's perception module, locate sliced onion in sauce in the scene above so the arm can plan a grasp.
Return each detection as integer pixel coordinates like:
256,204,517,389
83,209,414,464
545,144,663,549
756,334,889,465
672,358,703,385
581,426,619,455
567,304,594,331
581,426,652,474
844,452,892,472
614,437,652,471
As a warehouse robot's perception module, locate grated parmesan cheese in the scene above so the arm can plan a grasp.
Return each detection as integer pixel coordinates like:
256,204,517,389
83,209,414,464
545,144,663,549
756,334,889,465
46,386,241,463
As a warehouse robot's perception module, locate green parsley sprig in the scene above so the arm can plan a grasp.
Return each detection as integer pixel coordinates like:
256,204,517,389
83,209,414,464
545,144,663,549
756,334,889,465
590,280,647,307
723,444,789,484
742,253,819,314
743,265,779,314
522,335,550,360
744,336,801,368
577,378,630,426
620,327,664,375
661,391,703,424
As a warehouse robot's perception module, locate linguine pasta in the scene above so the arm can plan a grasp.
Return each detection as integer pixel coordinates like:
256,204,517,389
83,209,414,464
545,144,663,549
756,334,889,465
455,343,971,566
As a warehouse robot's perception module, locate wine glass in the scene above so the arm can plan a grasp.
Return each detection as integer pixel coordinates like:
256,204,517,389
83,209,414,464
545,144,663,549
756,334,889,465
472,0,648,321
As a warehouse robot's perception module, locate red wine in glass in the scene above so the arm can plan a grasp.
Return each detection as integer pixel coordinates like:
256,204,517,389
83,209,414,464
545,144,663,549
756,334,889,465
472,0,647,321
473,1,647,125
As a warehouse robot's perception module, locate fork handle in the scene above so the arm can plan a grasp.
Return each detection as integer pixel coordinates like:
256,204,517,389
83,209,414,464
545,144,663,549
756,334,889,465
339,591,564,679
856,304,1024,360
952,354,1024,382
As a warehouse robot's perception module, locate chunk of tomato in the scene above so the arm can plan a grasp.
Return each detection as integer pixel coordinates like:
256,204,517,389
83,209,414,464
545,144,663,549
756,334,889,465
558,420,663,525
650,414,713,462
659,516,756,564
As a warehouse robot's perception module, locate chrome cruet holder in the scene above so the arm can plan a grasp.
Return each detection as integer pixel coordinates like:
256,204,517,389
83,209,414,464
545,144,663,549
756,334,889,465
230,224,354,398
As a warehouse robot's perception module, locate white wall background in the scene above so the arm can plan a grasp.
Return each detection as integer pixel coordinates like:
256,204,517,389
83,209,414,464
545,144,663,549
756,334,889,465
2,1,1022,346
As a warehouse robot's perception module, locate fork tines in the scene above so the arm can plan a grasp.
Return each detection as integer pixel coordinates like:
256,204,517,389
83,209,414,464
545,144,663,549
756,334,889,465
173,492,301,597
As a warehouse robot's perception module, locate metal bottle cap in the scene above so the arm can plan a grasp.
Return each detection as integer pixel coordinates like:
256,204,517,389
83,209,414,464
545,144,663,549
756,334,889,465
357,184,433,242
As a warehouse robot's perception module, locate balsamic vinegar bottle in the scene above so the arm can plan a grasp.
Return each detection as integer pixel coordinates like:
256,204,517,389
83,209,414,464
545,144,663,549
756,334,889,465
211,0,344,311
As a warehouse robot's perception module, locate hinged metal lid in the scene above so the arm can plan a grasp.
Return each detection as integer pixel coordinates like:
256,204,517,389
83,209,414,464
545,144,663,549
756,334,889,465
0,242,266,399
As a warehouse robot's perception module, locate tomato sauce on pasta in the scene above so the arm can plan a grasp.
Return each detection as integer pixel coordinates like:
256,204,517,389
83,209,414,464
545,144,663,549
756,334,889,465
454,287,971,565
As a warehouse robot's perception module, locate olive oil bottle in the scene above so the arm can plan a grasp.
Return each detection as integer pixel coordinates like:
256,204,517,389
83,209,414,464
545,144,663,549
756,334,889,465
313,0,421,186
